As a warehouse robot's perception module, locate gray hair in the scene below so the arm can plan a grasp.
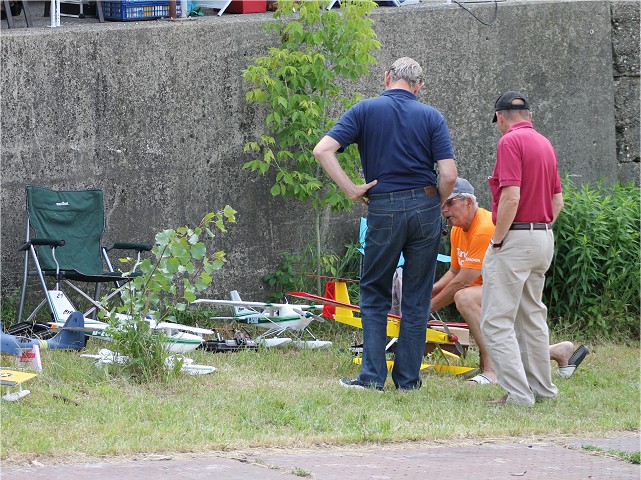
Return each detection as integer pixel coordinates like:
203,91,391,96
389,57,423,89
496,109,531,122
459,193,478,206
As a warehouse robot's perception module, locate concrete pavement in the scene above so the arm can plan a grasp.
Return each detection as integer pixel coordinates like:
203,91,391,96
2,431,639,479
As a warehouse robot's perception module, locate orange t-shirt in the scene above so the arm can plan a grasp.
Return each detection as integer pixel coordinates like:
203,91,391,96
449,208,495,286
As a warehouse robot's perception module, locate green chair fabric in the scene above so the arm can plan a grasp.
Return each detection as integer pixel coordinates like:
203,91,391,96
26,186,105,275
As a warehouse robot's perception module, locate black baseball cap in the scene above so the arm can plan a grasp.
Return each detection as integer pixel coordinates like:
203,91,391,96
492,91,530,122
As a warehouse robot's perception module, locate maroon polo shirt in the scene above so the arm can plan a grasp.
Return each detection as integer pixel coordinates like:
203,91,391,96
488,121,562,224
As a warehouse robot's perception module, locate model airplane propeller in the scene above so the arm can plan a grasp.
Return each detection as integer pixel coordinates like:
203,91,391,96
192,291,332,349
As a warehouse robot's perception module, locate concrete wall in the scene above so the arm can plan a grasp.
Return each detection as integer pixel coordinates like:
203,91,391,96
1,0,639,300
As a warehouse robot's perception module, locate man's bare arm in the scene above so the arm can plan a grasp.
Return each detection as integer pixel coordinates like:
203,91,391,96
431,267,481,312
432,268,457,298
313,135,377,206
435,158,457,204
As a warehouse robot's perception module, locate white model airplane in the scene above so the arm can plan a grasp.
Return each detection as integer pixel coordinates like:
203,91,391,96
192,291,332,349
45,289,212,354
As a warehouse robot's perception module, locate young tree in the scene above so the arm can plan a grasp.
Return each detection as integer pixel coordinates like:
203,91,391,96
104,207,236,382
243,0,380,293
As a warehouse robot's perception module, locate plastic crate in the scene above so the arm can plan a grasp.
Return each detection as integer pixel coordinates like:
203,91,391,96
226,0,265,14
101,0,182,21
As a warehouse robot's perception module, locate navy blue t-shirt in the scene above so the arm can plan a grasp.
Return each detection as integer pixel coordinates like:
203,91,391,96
326,89,454,194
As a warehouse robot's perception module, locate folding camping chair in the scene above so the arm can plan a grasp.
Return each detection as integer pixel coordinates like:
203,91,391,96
16,186,151,328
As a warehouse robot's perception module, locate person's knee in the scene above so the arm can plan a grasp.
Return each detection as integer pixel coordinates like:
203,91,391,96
454,288,474,312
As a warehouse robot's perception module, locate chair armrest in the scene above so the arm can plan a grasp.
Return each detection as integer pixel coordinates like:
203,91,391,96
20,239,65,251
105,242,152,253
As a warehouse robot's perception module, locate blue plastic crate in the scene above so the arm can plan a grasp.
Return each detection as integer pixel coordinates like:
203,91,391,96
101,0,182,21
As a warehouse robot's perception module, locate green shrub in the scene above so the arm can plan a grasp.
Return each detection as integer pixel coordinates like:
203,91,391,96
545,179,640,339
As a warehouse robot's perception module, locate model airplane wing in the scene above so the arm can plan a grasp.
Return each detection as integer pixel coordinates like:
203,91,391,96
152,321,213,335
192,299,322,311
287,291,392,316
287,291,468,328
49,317,108,332
194,299,325,312
1,369,38,401
0,369,37,387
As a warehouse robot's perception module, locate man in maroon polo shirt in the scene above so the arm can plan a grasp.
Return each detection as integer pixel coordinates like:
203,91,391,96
481,91,565,406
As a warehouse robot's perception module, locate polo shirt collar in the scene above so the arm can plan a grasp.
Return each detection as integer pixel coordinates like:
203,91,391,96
381,89,417,100
507,121,533,133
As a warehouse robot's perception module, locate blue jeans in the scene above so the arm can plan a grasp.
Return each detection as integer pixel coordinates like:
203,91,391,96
358,187,442,389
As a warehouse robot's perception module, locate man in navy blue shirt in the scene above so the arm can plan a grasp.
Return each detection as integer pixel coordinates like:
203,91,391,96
313,57,457,391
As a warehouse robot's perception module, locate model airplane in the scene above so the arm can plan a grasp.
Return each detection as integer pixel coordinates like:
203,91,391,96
289,281,475,376
41,289,212,354
1,311,86,356
81,349,216,375
192,291,332,349
1,369,38,401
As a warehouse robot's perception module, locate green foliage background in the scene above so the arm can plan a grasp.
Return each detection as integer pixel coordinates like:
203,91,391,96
544,179,640,339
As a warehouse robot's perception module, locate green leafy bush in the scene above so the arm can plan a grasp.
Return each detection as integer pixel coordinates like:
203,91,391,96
242,0,380,212
545,179,640,339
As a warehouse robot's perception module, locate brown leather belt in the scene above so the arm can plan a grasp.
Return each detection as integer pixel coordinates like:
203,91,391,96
510,222,551,230
423,185,438,196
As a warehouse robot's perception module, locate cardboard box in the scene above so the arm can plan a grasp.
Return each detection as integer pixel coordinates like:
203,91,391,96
226,0,266,14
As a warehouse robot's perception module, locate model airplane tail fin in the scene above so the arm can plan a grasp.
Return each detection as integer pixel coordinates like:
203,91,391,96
229,290,258,316
48,311,86,350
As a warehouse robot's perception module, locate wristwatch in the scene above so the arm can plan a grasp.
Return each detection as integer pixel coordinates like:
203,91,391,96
490,238,503,249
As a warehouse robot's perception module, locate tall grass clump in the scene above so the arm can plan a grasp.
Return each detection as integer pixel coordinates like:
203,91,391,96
545,178,640,339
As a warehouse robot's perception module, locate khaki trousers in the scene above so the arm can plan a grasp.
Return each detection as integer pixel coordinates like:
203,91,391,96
481,228,558,406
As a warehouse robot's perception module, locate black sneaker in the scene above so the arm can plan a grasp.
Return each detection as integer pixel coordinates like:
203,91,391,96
339,378,384,391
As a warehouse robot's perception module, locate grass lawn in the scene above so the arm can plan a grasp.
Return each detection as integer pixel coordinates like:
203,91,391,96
1,332,639,464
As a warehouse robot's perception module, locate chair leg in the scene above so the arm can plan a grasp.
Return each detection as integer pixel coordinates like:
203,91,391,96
21,0,32,26
3,0,15,28
17,250,30,323
96,0,103,22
